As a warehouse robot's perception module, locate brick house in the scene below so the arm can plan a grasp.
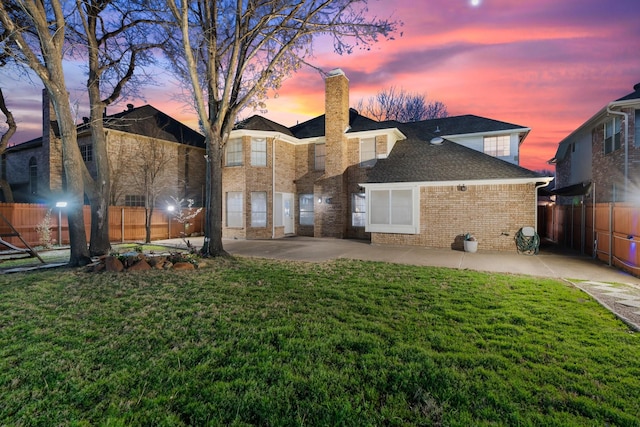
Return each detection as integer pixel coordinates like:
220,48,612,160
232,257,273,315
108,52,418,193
223,69,552,251
549,83,640,204
2,91,206,206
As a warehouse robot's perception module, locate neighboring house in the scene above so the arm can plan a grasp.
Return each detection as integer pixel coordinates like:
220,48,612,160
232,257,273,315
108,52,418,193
223,69,552,251
2,91,206,207
549,83,640,204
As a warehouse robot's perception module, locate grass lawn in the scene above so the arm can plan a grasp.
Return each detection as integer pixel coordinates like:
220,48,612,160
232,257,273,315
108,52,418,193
1,257,639,426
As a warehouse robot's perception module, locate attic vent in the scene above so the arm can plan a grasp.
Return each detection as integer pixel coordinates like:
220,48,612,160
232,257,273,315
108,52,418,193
430,136,444,145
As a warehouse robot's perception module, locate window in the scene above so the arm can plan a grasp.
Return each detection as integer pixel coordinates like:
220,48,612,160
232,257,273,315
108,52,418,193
483,135,510,157
125,195,145,207
226,191,243,227
635,110,640,148
226,138,243,166
314,143,325,170
29,157,37,195
368,188,417,234
352,193,367,227
251,137,267,166
360,138,376,167
251,192,267,227
299,194,314,226
604,116,622,154
80,144,93,162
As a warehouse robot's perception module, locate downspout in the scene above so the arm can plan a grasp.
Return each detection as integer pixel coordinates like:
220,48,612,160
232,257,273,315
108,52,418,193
272,135,278,239
606,104,629,200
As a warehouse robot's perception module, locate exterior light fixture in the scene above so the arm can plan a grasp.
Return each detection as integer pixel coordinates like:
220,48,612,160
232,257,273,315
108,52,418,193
458,184,467,192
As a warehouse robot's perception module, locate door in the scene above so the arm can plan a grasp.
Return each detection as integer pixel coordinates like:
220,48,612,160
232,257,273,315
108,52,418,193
283,193,294,234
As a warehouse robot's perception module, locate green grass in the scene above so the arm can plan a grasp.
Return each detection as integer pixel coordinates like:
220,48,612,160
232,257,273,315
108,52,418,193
1,258,639,426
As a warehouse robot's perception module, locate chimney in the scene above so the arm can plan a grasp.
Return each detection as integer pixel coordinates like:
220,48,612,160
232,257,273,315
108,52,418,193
324,68,349,175
42,88,63,192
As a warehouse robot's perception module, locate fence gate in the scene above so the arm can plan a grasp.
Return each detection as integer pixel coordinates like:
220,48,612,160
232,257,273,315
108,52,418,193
0,211,45,264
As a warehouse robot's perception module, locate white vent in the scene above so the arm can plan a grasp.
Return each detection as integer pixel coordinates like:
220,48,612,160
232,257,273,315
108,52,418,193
430,136,444,145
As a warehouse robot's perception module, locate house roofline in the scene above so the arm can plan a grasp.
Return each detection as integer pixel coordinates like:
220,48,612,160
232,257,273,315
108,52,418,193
443,127,531,144
230,127,406,146
359,177,554,189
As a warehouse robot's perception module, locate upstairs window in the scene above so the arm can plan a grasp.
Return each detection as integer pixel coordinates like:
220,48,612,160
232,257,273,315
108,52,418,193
360,138,376,167
314,143,326,170
226,138,243,166
80,144,93,162
251,137,267,166
604,116,622,154
635,110,640,148
483,135,510,157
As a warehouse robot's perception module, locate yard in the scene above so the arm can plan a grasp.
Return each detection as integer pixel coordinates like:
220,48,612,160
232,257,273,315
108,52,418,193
1,257,639,426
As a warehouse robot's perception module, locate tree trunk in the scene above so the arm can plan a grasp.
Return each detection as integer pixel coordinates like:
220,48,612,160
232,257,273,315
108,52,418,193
201,135,228,257
0,180,13,202
145,206,153,244
52,87,92,267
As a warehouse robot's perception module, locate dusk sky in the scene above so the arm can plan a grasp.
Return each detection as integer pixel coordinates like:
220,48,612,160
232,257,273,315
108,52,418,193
2,0,639,172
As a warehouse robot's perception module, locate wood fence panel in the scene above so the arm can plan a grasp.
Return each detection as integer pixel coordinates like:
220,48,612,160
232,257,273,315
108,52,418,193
0,203,206,249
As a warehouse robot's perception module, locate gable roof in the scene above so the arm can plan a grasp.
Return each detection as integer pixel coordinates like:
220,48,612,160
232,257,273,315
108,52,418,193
10,104,205,151
406,114,528,137
366,123,544,184
234,115,294,136
90,105,205,148
289,108,391,139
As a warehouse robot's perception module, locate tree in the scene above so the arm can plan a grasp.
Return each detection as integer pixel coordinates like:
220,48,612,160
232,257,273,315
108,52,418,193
357,86,448,122
0,88,15,202
0,1,91,266
73,0,163,256
164,0,399,257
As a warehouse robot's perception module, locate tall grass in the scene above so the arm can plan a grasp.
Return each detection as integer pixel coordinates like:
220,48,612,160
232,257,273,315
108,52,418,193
1,258,638,426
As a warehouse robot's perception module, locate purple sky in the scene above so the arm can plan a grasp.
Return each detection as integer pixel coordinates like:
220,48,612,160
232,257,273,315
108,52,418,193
2,0,639,171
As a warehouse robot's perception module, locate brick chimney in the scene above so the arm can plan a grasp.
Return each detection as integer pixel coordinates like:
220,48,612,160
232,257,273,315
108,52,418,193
313,69,350,238
324,69,349,176
42,89,63,192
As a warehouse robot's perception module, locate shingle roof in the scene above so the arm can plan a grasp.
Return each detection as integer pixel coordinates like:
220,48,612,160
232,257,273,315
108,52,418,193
409,114,527,135
97,105,205,148
289,109,390,138
366,123,543,183
616,83,640,102
234,115,294,136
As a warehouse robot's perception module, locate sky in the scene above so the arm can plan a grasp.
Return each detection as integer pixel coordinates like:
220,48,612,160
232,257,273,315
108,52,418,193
2,0,640,172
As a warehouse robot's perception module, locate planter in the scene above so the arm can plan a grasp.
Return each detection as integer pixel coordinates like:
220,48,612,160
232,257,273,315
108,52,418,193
464,240,478,253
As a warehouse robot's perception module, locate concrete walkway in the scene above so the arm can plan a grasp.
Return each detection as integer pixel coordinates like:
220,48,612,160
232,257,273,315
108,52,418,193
156,236,640,330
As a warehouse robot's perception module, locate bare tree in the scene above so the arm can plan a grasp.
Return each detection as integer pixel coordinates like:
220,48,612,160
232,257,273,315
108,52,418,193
0,1,91,266
0,88,15,202
131,139,174,243
73,0,163,256
357,86,448,122
164,0,399,257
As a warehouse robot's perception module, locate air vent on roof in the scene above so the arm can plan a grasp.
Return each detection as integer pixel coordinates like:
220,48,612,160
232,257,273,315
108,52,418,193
430,136,444,145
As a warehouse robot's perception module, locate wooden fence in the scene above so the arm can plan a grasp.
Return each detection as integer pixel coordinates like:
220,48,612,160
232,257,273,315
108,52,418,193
0,203,204,249
539,202,640,277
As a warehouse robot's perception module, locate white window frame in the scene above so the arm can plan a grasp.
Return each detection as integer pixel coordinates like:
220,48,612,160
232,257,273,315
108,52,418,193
80,144,93,162
226,138,243,166
250,191,267,227
352,193,366,227
226,191,243,228
360,137,376,167
299,194,314,226
483,135,510,157
314,143,326,170
604,117,622,154
251,137,267,167
366,186,419,234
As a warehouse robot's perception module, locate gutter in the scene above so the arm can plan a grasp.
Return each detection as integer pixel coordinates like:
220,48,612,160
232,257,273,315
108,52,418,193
535,180,552,232
606,103,629,200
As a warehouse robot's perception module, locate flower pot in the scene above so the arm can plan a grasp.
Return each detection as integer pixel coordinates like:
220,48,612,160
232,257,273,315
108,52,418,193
464,240,478,253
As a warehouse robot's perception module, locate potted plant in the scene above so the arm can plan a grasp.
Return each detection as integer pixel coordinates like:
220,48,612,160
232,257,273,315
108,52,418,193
463,233,478,253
